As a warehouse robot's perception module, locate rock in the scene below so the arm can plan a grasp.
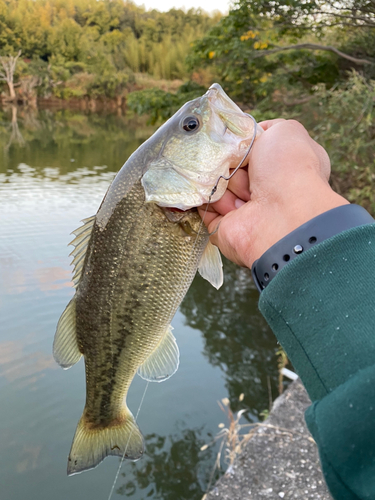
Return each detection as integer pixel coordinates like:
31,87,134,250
205,379,332,500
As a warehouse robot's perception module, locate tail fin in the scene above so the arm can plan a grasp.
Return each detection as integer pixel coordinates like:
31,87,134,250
67,408,144,476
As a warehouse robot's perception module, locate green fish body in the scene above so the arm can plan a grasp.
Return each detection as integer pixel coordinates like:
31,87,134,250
53,84,260,475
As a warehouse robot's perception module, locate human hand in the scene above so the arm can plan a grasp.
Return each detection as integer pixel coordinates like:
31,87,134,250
198,119,349,268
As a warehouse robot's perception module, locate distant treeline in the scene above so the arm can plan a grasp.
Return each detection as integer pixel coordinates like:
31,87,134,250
0,0,220,99
125,0,375,214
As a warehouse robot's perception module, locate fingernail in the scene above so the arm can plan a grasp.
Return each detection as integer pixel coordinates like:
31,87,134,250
235,198,246,209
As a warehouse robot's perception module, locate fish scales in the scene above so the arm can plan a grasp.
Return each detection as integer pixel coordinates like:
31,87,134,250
78,182,208,427
53,83,261,475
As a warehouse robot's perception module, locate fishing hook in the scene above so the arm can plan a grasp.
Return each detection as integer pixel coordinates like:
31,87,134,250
209,113,258,200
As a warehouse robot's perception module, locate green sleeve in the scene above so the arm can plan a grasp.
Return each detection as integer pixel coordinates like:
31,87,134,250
258,223,375,500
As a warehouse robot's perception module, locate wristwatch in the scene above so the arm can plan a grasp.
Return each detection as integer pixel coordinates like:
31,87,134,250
251,204,374,292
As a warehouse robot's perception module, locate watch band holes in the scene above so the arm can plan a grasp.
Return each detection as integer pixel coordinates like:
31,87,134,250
272,263,279,271
283,254,290,262
309,236,317,244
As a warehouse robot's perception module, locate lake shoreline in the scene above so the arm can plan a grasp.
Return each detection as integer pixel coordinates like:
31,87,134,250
0,95,127,112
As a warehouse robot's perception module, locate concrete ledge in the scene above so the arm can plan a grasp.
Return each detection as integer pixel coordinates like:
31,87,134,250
206,379,332,500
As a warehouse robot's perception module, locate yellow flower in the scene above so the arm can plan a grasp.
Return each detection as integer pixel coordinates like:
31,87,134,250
254,41,268,50
240,30,257,41
208,51,215,59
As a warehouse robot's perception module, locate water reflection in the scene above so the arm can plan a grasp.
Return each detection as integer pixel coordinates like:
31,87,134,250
0,105,155,175
118,429,217,500
0,332,57,397
181,262,279,418
3,106,25,153
0,106,279,500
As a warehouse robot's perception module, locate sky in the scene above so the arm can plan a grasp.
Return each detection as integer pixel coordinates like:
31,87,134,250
132,0,231,14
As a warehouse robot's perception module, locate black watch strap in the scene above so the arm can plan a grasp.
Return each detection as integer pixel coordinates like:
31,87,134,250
251,204,374,293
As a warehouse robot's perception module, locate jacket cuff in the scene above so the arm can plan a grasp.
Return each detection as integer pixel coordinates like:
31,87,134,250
252,205,374,292
259,223,375,401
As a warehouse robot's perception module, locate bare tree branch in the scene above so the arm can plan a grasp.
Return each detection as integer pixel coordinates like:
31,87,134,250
251,43,373,65
313,10,375,26
0,50,22,101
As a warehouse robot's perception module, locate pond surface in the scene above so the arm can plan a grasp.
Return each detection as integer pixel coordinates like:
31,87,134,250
0,106,280,500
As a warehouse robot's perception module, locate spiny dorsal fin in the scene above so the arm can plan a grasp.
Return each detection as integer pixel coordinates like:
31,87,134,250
69,215,95,288
137,325,179,383
198,241,224,290
53,297,82,369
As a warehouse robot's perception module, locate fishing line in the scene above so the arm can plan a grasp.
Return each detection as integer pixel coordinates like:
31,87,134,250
199,113,258,238
107,380,150,500
107,113,258,500
188,113,258,249
209,114,258,200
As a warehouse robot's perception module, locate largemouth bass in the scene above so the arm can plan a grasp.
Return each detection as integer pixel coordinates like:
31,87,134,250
53,83,260,476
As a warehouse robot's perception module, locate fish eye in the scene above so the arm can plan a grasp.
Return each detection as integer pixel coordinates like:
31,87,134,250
181,116,200,133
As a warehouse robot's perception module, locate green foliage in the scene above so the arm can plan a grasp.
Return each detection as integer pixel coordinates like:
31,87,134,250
87,70,134,98
252,71,375,216
0,0,219,99
188,0,374,104
127,81,207,124
307,73,375,215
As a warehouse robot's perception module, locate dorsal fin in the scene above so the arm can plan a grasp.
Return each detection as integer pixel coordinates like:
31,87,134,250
198,241,224,289
69,216,95,288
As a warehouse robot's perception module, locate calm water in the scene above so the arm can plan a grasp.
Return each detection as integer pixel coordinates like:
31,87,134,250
0,106,279,500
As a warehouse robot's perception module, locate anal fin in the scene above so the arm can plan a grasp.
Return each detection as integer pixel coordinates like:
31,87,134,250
137,325,179,382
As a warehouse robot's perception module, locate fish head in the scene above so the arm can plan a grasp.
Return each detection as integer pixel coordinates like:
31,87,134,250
141,83,262,210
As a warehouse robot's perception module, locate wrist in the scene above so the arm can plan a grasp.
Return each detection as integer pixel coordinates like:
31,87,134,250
247,182,349,267
252,204,374,292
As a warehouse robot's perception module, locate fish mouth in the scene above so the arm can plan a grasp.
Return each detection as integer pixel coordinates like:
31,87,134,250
204,83,255,139
206,83,243,112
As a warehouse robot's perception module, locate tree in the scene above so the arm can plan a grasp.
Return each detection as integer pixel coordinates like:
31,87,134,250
246,0,375,31
188,0,375,104
0,50,21,101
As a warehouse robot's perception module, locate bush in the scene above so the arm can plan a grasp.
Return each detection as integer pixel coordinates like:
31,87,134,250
127,81,207,124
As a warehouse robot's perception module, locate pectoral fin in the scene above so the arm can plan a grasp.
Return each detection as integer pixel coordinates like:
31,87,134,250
53,297,82,369
198,241,223,289
137,326,179,382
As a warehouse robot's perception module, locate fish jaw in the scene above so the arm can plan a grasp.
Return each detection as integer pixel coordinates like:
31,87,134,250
141,83,260,210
